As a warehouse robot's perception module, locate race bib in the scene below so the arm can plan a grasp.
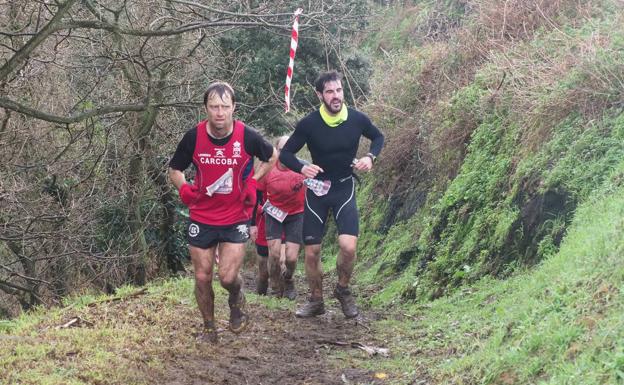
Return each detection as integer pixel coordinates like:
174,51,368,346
205,168,233,196
263,200,288,222
304,178,331,197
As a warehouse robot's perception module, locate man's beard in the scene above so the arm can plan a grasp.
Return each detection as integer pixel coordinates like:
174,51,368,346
323,98,343,114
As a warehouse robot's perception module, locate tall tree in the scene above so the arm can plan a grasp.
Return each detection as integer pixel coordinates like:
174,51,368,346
0,0,373,314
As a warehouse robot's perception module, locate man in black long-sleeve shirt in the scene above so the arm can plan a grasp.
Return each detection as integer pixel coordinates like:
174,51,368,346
280,70,384,319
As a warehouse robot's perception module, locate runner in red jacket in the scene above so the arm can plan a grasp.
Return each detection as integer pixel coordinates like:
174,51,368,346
257,136,306,300
169,82,277,343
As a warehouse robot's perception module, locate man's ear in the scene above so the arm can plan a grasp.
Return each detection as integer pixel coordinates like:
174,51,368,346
315,90,323,101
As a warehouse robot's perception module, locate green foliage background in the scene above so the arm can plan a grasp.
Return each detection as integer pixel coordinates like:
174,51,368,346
217,1,373,135
354,0,624,304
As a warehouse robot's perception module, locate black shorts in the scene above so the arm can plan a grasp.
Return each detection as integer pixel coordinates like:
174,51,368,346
186,220,250,249
256,244,268,257
265,212,303,244
303,176,358,245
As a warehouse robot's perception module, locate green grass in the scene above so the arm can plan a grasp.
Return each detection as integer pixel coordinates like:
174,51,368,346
360,164,624,384
0,267,311,385
5,3,624,385
0,278,199,385
3,176,624,384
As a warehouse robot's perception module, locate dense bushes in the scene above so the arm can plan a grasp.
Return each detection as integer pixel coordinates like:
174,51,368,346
357,0,624,301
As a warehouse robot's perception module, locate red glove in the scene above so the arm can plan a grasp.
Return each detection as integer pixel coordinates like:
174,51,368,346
241,178,257,206
179,183,199,206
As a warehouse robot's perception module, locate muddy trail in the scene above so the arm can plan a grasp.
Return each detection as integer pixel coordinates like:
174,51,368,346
155,269,391,385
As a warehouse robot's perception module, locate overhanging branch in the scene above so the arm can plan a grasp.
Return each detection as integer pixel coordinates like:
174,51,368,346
0,97,201,124
0,97,147,124
0,0,79,82
56,19,289,36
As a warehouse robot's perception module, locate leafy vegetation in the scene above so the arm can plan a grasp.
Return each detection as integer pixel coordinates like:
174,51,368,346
0,278,299,385
217,1,373,135
357,0,624,301
4,1,624,384
360,161,624,384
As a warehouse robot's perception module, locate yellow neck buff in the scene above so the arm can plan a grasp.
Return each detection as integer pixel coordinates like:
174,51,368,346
320,103,348,127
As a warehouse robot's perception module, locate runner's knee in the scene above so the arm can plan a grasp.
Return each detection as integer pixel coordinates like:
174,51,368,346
305,252,321,267
340,243,356,258
219,273,239,290
305,244,321,257
195,270,213,286
267,240,282,258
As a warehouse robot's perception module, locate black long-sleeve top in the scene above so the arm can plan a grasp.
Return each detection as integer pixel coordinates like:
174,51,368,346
279,107,384,181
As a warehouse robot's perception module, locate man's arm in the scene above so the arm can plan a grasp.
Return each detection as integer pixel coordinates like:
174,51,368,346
169,166,200,206
280,124,324,178
244,126,278,177
168,128,195,188
253,148,277,181
362,114,384,157
251,190,263,225
279,127,307,173
354,114,384,172
368,134,384,158
168,168,187,190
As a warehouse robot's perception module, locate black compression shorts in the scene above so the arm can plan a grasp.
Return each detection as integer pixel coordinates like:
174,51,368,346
303,176,358,245
187,220,250,249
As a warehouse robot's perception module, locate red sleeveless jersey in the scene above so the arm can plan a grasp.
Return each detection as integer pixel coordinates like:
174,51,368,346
190,120,253,225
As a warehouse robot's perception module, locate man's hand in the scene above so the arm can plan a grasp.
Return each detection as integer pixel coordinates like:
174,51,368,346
353,156,373,172
249,226,258,242
301,164,324,179
179,183,199,206
241,178,257,206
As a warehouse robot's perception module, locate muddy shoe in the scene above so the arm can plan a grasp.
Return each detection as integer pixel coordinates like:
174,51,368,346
228,291,249,334
196,322,218,343
257,278,268,295
334,285,359,319
270,282,284,298
295,298,325,318
283,279,297,300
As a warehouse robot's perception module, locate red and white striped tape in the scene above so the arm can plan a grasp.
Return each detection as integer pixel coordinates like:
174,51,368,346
285,8,303,113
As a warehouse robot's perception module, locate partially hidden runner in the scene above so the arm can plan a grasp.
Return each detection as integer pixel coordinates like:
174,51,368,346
168,82,277,343
256,136,306,300
250,185,285,296
279,70,384,319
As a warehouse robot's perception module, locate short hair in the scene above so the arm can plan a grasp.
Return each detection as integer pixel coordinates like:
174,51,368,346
314,70,343,93
203,81,236,105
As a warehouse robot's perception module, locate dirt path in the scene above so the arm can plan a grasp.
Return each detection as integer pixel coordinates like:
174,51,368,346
156,269,387,385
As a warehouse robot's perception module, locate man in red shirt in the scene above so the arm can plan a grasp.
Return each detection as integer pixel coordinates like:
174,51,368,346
252,176,290,296
250,190,270,294
168,82,277,343
257,136,306,300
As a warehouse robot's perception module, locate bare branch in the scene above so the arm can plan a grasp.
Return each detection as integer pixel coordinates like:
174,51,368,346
0,0,79,82
57,19,290,35
0,96,148,124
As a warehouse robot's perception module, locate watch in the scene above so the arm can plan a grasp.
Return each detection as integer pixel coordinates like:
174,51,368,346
365,153,377,163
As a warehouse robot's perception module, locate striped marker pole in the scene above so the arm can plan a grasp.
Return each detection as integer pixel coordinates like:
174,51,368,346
285,8,303,113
